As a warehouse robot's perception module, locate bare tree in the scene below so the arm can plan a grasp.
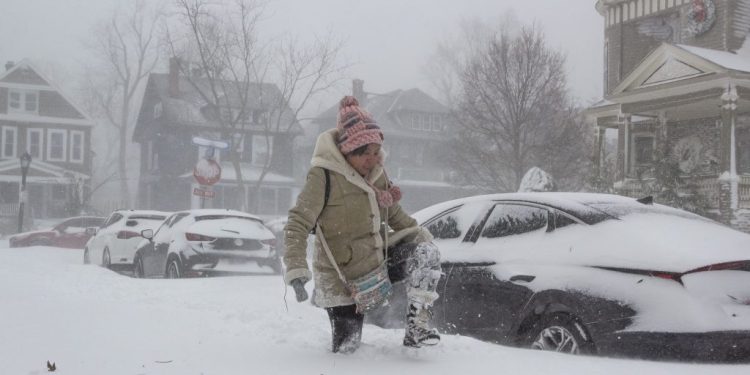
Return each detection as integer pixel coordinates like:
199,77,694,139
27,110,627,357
166,0,346,211
84,0,161,207
432,23,590,192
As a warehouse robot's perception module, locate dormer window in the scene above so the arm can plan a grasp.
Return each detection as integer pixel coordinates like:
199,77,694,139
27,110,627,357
8,89,38,114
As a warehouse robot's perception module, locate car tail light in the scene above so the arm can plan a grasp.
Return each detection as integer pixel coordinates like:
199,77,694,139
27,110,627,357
185,232,216,242
117,231,141,239
261,238,276,248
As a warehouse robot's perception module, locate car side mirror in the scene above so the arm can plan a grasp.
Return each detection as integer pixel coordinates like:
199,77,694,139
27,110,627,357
85,227,98,236
141,229,154,240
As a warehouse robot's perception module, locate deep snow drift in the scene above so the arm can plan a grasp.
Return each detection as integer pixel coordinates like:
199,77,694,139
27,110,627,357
1,243,748,374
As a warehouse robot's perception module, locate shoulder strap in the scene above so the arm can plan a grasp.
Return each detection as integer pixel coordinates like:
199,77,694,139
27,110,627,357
309,168,331,234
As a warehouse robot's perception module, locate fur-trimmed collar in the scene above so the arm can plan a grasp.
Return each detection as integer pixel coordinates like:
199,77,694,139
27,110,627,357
310,128,384,183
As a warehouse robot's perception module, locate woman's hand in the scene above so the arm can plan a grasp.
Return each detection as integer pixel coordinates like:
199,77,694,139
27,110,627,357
290,277,309,302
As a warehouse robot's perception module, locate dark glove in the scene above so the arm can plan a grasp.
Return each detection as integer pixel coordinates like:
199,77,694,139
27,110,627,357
290,278,309,302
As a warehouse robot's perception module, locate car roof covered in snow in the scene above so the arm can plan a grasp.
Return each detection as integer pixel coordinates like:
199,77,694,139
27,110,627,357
174,209,263,221
412,192,704,225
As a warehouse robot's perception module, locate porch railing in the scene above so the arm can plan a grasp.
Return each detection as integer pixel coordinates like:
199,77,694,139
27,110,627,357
615,175,750,209
0,203,19,217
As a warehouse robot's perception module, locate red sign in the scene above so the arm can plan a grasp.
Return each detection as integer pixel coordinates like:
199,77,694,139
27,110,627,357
193,159,221,185
193,187,215,198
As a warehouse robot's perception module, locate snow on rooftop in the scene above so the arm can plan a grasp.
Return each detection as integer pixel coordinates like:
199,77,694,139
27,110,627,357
677,44,750,73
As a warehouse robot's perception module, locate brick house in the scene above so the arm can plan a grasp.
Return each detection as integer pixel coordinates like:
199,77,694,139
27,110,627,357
586,0,750,231
133,60,302,216
309,80,465,212
0,60,94,223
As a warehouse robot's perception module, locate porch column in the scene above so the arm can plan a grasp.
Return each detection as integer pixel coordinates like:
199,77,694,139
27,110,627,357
593,125,605,177
616,116,630,181
655,111,668,156
718,84,739,224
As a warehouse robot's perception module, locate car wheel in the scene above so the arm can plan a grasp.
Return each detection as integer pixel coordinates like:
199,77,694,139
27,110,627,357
102,248,112,269
166,258,182,279
133,256,145,278
83,248,91,264
524,313,595,355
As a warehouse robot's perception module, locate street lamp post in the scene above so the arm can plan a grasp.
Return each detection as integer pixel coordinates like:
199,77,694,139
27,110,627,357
17,152,31,233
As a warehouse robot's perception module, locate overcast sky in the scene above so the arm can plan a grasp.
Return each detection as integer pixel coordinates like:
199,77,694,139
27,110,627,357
0,0,604,114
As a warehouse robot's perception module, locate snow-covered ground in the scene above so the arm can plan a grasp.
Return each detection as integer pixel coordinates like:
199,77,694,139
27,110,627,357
1,242,748,375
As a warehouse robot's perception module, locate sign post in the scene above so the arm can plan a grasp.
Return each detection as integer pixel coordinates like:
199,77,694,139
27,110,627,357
191,137,229,209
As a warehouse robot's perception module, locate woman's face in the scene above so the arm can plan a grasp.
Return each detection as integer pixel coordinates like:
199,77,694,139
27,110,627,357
346,144,381,177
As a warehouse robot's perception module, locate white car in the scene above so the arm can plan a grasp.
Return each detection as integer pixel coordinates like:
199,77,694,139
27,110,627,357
134,209,280,278
84,210,170,270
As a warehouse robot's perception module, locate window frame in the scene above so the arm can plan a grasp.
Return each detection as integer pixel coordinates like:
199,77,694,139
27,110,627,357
8,89,39,114
251,134,273,167
47,129,67,162
1,126,17,158
69,130,84,163
26,128,43,159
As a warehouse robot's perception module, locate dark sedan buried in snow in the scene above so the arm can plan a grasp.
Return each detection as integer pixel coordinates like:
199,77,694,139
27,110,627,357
133,209,280,278
368,192,750,362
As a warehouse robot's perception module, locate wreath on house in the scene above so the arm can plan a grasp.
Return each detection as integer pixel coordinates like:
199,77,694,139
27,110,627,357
686,0,716,37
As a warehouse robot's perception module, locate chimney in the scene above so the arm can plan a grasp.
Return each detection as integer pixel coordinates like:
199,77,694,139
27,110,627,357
168,57,180,97
5,61,15,71
352,79,366,107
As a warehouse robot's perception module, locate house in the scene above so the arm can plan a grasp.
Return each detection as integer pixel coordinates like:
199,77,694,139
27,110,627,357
133,59,302,217
586,0,750,231
0,60,95,225
309,80,464,212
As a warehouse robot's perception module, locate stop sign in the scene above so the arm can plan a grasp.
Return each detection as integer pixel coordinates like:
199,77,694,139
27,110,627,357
193,158,222,185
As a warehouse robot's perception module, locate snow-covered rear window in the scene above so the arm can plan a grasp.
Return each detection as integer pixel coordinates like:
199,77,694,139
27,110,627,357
586,202,706,222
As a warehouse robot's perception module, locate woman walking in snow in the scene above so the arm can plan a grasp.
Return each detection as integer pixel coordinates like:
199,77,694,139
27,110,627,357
283,96,442,353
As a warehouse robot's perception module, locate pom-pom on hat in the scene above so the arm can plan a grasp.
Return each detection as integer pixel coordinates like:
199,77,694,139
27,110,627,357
336,96,383,155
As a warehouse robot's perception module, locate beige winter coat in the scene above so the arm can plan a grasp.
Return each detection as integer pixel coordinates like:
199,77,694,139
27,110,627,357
283,129,418,308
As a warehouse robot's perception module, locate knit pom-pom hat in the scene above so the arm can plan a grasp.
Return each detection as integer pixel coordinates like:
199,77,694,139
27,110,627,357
336,96,383,155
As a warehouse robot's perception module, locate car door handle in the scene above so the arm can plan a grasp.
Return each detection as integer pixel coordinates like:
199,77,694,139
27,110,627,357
509,274,536,283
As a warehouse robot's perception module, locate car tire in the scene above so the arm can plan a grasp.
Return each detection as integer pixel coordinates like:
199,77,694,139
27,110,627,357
166,257,182,279
83,248,91,264
133,256,145,278
102,248,112,269
523,312,595,355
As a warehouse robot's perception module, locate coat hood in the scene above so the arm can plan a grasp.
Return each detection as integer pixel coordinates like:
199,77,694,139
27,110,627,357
310,128,384,184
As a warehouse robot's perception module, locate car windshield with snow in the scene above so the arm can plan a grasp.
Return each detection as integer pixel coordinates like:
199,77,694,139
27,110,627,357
133,209,279,278
368,192,750,362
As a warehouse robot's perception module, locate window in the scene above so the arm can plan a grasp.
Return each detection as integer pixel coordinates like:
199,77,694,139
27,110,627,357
47,130,66,161
252,110,268,125
431,115,443,132
423,201,493,242
153,102,162,119
27,128,42,159
2,126,17,158
480,204,549,239
259,187,276,214
8,89,38,114
554,211,578,230
70,131,84,163
251,135,273,167
633,135,654,166
51,184,67,200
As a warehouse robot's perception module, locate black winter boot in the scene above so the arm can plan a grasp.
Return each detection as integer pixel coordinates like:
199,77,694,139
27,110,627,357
403,302,440,348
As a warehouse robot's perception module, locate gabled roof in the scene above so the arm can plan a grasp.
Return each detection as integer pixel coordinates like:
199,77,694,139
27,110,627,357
612,43,750,96
0,59,95,126
314,87,449,138
142,73,301,133
0,158,90,183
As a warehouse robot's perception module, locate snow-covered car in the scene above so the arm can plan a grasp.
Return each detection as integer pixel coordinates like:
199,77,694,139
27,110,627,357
133,209,279,278
8,216,105,249
368,192,750,362
83,210,170,269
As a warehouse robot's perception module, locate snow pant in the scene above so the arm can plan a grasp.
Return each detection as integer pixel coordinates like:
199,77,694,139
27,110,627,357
324,241,441,353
